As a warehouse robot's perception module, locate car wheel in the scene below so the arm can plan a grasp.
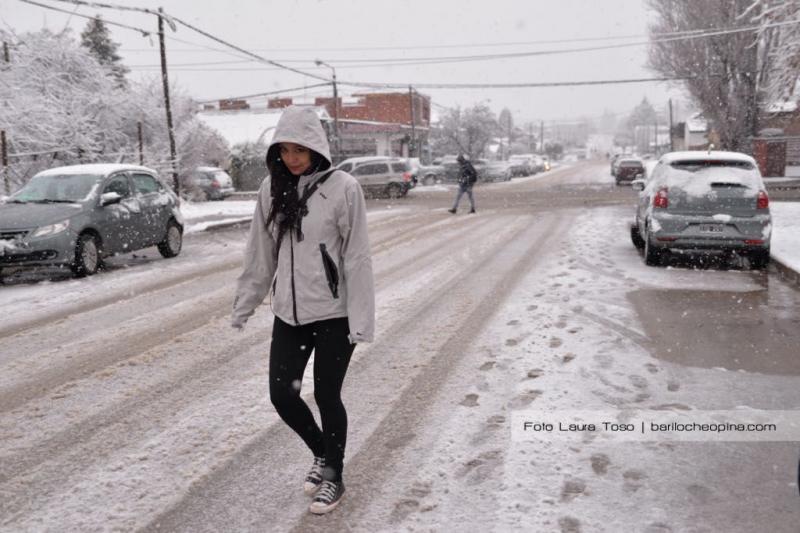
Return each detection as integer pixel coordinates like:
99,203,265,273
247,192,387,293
386,183,404,199
749,250,770,269
71,233,101,277
158,219,183,258
643,230,663,267
423,174,436,186
630,225,645,250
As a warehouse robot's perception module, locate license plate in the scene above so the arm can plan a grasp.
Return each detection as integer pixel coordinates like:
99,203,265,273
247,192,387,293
698,224,724,233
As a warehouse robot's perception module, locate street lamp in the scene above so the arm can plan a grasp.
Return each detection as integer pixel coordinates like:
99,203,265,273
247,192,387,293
315,59,339,162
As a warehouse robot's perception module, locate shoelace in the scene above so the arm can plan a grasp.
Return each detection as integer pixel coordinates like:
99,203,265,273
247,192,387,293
307,457,325,481
315,480,338,502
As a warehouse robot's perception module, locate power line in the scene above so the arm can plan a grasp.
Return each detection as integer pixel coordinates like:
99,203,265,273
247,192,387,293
194,75,692,109
157,13,330,83
17,0,151,36
115,23,789,54
20,0,332,83
122,16,800,72
195,82,332,104
336,76,694,91
37,0,159,15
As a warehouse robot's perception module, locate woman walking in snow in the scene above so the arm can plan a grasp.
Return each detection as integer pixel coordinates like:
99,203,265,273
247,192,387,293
232,106,375,515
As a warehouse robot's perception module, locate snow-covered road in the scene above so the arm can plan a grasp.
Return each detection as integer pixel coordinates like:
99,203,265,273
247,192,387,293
1,161,799,532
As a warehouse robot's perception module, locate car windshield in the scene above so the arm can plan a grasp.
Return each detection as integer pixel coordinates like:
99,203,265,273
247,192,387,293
10,173,100,203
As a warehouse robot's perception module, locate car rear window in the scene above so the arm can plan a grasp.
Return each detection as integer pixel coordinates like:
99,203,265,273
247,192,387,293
353,163,389,175
670,160,755,171
620,160,643,167
662,159,762,196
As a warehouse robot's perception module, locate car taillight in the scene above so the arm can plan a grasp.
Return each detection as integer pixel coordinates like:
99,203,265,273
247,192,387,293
403,171,412,182
211,179,220,189
653,187,669,209
757,190,769,209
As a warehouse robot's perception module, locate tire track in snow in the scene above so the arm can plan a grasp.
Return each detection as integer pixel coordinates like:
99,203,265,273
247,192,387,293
140,212,567,532
0,213,520,531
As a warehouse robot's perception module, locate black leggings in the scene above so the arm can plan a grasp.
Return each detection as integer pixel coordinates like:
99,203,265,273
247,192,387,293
269,316,355,482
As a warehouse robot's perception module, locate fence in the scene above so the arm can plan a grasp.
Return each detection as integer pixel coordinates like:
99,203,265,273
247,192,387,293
0,128,185,197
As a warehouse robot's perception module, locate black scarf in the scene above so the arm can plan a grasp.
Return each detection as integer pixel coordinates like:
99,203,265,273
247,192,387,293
266,152,323,251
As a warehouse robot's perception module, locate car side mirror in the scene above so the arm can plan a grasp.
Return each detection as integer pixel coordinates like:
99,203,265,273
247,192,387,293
101,191,123,206
631,180,645,191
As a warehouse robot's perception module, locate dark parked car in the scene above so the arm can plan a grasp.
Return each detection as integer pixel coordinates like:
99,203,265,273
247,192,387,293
630,151,771,268
0,164,183,280
615,158,645,185
473,159,513,182
190,167,235,200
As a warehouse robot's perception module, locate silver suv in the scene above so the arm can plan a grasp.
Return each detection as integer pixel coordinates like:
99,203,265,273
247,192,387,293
631,151,771,268
337,156,413,198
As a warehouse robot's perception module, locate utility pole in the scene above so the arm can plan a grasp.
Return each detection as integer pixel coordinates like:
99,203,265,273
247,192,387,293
507,117,512,159
2,41,9,63
137,121,144,165
529,123,534,152
1,130,8,195
540,121,544,154
669,99,675,152
315,59,339,162
157,8,179,195
408,85,415,158
654,118,658,154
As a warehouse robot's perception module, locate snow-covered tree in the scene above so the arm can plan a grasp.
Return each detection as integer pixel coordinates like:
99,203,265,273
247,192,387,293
0,30,129,186
745,0,800,104
0,30,228,192
80,15,129,88
647,0,762,150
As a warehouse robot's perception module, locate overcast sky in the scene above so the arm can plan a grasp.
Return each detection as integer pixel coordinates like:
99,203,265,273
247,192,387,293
1,0,684,125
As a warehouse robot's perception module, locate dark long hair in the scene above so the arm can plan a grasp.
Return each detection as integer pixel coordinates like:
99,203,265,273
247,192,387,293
265,144,329,249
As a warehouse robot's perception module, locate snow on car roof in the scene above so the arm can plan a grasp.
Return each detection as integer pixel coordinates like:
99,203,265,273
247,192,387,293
35,163,158,177
339,156,405,165
659,151,756,165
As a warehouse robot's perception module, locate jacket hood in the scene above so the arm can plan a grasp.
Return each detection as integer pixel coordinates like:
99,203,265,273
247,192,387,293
267,106,332,170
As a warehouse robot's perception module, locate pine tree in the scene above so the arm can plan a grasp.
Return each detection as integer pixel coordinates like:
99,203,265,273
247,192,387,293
80,15,129,88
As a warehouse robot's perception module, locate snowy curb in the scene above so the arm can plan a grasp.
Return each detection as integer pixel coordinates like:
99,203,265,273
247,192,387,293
770,254,800,287
184,217,252,234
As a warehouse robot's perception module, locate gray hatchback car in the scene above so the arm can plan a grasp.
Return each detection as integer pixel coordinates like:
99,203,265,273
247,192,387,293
630,151,771,268
0,164,184,279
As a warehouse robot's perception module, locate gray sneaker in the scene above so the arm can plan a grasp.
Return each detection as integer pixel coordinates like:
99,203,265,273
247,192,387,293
303,456,325,495
309,480,345,514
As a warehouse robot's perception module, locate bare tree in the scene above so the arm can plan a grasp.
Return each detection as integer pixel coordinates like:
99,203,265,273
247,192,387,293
432,104,497,159
647,0,762,150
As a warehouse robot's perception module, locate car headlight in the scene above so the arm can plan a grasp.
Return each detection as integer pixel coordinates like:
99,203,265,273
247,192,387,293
32,220,70,237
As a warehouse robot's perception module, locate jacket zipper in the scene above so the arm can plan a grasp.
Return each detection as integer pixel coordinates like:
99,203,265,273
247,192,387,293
290,231,299,325
319,243,339,298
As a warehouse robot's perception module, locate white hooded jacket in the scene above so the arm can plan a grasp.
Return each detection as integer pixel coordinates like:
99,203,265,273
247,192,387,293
231,107,375,343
